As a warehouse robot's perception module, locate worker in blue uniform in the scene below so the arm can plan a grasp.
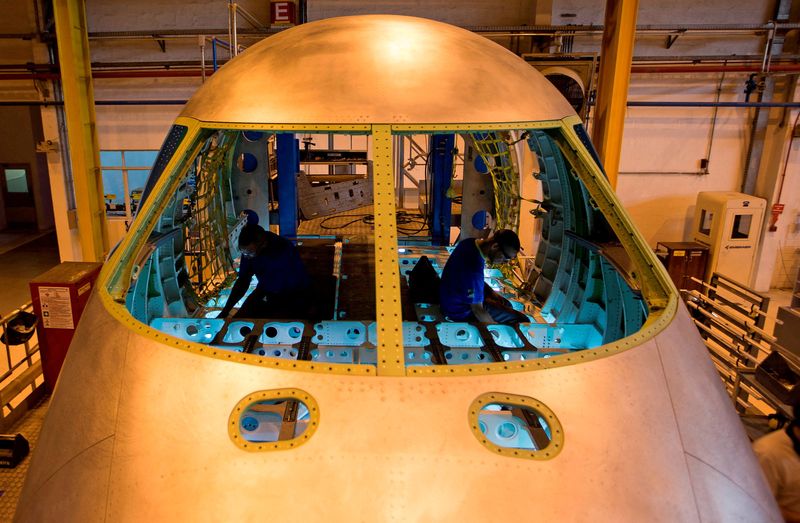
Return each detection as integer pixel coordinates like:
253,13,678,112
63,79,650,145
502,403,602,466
218,223,311,319
439,229,528,324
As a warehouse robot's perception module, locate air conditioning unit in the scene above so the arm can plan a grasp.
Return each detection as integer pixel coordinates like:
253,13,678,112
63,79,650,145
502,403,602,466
692,191,767,286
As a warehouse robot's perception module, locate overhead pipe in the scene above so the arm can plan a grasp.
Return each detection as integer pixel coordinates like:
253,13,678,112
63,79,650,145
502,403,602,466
11,54,799,70
631,64,800,73
702,70,726,175
18,62,800,80
0,60,199,70
227,0,234,60
633,53,800,62
762,26,777,72
199,35,206,82
229,2,238,57
2,99,799,109
212,38,218,70
0,100,186,106
0,32,39,39
626,101,800,108
77,22,800,41
210,37,236,70
618,170,710,175
298,0,308,24
464,22,800,32
1,21,796,44
0,70,207,80
4,54,800,80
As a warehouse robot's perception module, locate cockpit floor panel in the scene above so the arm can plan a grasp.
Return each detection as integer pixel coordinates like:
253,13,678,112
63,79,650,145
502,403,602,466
337,243,376,321
296,240,337,321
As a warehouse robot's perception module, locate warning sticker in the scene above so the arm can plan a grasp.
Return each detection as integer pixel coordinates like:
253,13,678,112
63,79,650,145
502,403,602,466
38,286,74,329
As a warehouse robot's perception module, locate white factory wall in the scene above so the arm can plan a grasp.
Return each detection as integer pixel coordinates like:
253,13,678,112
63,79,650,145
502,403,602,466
93,79,195,149
618,74,748,242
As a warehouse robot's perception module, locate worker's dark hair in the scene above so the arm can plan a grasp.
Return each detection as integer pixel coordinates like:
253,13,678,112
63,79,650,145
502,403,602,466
237,223,267,249
492,229,520,253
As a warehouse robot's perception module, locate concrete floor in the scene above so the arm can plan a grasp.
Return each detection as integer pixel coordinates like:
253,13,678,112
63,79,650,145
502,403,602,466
0,231,60,317
0,395,48,521
0,230,60,393
0,230,60,519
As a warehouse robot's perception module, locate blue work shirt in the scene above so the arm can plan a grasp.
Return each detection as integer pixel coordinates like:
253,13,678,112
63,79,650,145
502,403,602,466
238,232,310,295
439,238,485,320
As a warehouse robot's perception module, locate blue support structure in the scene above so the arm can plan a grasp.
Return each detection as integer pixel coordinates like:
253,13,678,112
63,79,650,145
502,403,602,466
211,38,218,71
428,134,455,245
276,134,299,238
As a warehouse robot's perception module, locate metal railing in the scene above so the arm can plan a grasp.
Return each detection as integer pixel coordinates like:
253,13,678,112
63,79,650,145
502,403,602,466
0,302,45,432
684,273,795,421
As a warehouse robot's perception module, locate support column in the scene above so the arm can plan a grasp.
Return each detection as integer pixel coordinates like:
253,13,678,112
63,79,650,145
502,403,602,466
428,134,455,246
590,0,639,190
31,43,82,261
53,0,107,261
741,20,790,196
745,0,798,291
275,133,298,238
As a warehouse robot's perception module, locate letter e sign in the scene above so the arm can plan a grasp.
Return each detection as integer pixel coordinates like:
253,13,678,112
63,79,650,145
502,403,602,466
271,1,296,25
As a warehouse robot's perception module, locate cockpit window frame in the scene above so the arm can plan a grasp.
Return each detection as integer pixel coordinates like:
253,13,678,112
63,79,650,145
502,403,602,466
98,115,676,378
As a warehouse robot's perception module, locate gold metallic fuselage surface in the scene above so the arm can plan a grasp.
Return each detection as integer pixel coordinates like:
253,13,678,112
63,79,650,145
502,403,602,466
180,15,574,125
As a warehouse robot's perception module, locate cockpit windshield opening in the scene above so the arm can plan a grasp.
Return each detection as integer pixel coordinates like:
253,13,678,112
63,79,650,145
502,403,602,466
118,125,650,370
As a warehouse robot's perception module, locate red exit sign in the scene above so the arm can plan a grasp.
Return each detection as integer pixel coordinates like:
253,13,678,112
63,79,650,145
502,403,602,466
271,1,296,25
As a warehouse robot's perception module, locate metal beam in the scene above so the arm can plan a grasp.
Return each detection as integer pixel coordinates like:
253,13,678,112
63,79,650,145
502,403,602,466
591,0,639,190
70,22,800,41
372,125,405,376
53,0,107,261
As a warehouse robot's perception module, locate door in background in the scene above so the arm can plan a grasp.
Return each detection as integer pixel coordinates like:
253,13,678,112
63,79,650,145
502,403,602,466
1,164,36,228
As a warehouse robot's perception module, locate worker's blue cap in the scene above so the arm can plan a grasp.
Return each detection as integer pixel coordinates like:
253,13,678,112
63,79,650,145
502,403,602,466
241,209,259,225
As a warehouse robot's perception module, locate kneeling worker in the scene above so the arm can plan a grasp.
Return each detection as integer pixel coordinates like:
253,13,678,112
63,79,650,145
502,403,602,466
439,229,528,325
218,224,311,319
753,401,800,522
